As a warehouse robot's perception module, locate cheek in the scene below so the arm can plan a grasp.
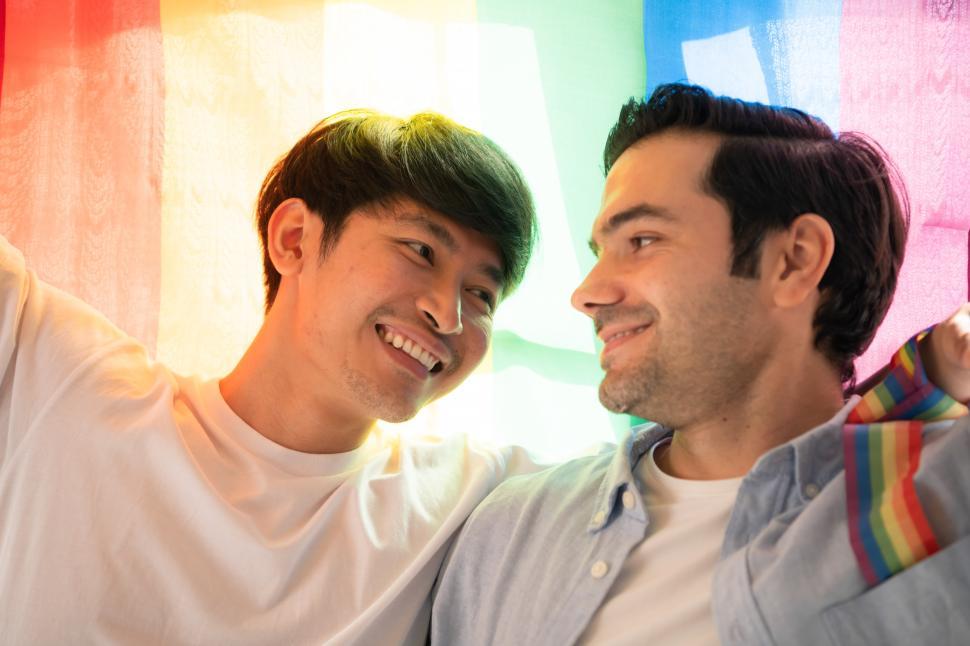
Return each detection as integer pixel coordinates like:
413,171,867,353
458,323,491,371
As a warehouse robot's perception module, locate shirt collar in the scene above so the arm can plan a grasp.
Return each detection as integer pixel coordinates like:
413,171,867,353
588,422,672,532
749,394,861,499
587,395,862,531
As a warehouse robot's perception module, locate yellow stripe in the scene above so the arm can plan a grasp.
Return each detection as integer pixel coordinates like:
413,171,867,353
897,341,916,377
877,426,915,568
157,0,479,378
860,390,889,420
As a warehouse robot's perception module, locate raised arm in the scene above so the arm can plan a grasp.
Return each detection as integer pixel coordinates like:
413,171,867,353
919,303,970,404
851,304,970,406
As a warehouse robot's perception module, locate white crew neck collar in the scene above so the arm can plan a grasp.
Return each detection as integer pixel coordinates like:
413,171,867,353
188,377,381,477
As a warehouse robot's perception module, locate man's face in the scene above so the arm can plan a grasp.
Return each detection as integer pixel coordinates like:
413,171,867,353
292,198,501,424
572,131,775,427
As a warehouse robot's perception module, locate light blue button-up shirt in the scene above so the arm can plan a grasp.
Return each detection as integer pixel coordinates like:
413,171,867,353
431,397,970,645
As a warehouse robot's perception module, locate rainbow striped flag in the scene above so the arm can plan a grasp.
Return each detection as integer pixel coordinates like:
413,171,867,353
844,330,968,586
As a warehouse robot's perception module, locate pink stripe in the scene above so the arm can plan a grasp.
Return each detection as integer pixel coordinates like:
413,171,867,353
840,1,970,380
0,0,5,109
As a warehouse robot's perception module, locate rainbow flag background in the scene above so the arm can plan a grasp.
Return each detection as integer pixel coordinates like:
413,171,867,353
0,1,967,460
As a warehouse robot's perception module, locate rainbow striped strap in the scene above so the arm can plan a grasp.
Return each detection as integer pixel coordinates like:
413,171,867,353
844,330,968,586
848,329,969,425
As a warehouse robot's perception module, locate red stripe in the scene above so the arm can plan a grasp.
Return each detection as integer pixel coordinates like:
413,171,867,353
0,0,5,109
0,0,164,352
900,423,939,554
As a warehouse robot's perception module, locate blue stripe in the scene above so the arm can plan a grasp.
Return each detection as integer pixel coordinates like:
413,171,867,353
907,388,945,420
641,0,842,128
854,427,891,582
882,372,907,404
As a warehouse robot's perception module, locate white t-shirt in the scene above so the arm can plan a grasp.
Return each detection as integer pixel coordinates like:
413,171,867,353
0,236,535,644
579,440,742,645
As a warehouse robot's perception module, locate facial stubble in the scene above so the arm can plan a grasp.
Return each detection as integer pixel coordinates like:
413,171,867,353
597,277,767,429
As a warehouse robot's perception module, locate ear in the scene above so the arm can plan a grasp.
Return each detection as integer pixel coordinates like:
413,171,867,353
266,198,315,278
762,213,835,308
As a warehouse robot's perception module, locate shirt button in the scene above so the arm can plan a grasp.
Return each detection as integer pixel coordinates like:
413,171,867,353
804,483,820,498
592,510,606,525
622,490,636,510
590,560,609,579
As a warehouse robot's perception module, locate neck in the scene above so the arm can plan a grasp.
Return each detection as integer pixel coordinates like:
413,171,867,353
220,317,374,455
656,346,845,480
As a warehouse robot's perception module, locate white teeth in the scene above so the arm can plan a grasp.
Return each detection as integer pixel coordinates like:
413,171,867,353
608,325,648,343
379,326,442,371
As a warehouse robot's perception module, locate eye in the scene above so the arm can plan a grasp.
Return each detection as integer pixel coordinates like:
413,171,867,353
467,288,496,312
632,235,656,250
406,241,434,264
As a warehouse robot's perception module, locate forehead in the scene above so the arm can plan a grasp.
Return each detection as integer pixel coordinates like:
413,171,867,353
593,131,721,235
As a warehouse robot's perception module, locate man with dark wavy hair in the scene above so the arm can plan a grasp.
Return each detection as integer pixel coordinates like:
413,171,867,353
0,110,538,644
431,84,970,645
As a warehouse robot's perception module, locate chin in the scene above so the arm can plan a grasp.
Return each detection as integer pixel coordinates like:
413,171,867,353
373,398,424,424
598,380,631,415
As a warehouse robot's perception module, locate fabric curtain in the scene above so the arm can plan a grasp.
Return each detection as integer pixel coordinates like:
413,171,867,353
1,1,965,460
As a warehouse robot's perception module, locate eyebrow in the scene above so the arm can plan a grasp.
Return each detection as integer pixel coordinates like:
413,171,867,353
588,203,676,256
397,212,505,290
397,213,458,253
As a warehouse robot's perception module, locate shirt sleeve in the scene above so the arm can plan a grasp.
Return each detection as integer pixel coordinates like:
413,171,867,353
0,235,133,464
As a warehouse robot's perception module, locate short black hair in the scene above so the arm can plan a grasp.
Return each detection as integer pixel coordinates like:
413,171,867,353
604,83,908,384
256,110,536,310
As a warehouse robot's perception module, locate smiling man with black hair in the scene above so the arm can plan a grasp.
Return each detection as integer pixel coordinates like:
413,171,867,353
431,84,970,646
0,110,538,644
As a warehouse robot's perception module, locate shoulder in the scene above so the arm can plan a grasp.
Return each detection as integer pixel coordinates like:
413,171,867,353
431,448,618,640
385,429,549,481
460,447,615,540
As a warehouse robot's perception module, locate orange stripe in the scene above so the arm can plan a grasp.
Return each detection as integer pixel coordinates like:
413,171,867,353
848,396,875,423
889,425,926,562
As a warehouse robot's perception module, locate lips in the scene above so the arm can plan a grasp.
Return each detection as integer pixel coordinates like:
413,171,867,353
600,323,651,356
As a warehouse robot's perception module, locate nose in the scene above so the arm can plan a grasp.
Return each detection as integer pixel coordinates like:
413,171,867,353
571,259,624,318
417,282,463,335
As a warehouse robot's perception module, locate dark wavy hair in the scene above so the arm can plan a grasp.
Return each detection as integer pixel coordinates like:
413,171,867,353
604,83,908,384
256,110,536,310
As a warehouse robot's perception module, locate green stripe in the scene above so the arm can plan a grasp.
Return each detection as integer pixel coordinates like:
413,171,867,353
916,394,960,421
873,383,897,414
868,428,902,574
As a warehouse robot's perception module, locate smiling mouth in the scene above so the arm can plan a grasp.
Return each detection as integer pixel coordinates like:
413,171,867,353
604,324,651,345
604,325,650,344
375,325,444,373
601,324,652,357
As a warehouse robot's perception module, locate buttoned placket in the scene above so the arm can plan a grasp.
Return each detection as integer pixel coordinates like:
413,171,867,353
554,429,660,645
712,407,857,646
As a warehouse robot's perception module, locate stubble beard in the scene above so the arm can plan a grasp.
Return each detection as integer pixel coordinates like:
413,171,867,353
342,359,422,424
597,279,766,428
599,351,670,422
